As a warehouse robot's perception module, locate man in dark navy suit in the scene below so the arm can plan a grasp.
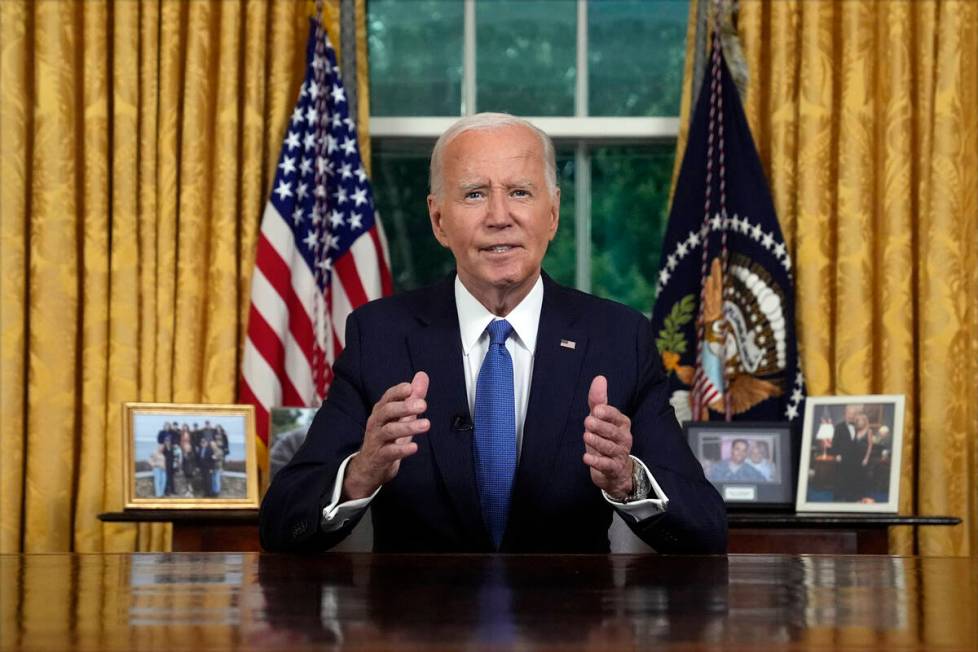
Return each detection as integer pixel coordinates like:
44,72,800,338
260,113,726,554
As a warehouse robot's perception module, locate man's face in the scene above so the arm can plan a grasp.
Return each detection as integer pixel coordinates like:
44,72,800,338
749,444,766,463
428,125,559,308
844,405,861,423
731,442,748,464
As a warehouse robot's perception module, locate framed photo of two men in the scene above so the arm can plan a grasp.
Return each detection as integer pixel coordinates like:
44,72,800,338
121,403,260,509
685,422,795,509
796,395,905,513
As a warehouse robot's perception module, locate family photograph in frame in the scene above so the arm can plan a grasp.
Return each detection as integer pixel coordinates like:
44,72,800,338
122,403,259,509
267,407,318,487
796,395,905,513
685,422,795,508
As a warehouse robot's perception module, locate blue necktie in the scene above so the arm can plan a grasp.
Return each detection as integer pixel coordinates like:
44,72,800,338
474,319,517,550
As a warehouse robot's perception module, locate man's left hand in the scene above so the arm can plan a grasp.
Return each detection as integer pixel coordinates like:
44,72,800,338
582,375,634,500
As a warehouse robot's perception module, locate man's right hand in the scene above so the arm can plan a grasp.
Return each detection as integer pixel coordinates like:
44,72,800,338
342,371,430,500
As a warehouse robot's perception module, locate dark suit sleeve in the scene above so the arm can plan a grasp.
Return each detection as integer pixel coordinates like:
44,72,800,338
258,312,371,552
621,316,728,554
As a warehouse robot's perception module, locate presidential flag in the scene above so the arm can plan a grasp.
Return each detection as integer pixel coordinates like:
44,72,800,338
241,17,392,447
650,32,805,428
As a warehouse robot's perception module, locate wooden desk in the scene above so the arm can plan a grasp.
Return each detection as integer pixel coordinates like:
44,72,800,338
99,510,960,554
1,553,975,650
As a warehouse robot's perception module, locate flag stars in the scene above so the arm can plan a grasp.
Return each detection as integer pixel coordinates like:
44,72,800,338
303,231,319,250
326,134,338,154
786,404,799,420
317,257,333,272
349,212,363,230
299,158,312,176
291,106,305,124
339,163,353,179
331,113,343,129
659,269,672,285
761,232,775,249
341,137,357,156
666,254,678,270
331,84,346,104
308,81,320,100
304,132,317,150
306,106,319,123
333,187,348,204
751,224,763,240
292,207,304,225
344,117,355,131
354,166,367,183
273,179,293,201
311,209,323,226
278,155,296,176
285,131,300,150
329,210,345,228
710,214,723,230
351,187,368,207
677,241,688,256
296,182,308,200
314,184,327,198
773,242,786,258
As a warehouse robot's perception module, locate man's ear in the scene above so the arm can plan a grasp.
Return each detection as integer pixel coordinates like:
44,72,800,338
428,194,449,248
548,187,561,241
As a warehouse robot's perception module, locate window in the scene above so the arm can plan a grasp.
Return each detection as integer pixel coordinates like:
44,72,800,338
368,0,688,312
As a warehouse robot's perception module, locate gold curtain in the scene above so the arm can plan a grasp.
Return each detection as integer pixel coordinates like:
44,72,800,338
676,0,977,555
0,0,370,553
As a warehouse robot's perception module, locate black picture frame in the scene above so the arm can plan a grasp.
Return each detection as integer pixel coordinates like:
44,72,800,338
684,421,795,510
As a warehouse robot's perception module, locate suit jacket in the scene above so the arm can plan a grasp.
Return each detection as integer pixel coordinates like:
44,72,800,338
259,274,727,554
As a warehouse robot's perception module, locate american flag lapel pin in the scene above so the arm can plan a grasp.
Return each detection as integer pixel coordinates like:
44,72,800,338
560,339,576,350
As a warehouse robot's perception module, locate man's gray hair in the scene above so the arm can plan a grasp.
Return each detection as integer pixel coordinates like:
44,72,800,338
429,112,558,197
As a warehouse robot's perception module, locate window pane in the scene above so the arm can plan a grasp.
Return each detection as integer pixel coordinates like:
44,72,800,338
542,150,576,287
368,0,463,116
588,0,689,116
371,140,455,291
477,0,577,116
590,145,674,312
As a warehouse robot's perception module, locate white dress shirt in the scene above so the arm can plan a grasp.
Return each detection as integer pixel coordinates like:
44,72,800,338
321,274,668,532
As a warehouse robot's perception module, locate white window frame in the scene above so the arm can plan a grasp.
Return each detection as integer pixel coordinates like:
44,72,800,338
370,0,682,292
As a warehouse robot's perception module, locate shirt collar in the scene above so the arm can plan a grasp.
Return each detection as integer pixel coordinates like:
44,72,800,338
455,274,544,356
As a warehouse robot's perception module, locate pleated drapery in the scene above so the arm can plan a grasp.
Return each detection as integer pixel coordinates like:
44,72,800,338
674,0,977,556
0,0,369,554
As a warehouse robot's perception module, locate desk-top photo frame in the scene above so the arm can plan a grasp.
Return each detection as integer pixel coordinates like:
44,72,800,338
685,421,795,509
122,402,260,509
796,395,905,513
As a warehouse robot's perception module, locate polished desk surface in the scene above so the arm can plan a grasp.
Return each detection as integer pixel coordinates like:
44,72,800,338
2,553,975,651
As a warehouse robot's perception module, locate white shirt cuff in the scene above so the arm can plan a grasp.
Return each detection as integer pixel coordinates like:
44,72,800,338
320,453,379,532
602,456,669,521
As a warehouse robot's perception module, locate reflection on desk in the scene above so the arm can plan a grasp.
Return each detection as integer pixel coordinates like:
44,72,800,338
1,553,975,650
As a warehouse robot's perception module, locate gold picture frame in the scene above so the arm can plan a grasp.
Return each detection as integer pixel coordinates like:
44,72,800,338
122,402,260,509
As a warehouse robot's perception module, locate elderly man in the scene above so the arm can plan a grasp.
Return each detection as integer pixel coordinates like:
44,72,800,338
259,113,726,553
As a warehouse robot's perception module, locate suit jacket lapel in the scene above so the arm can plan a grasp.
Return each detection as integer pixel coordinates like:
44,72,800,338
406,277,490,547
510,276,587,520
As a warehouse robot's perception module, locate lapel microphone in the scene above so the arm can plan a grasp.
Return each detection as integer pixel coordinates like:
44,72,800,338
451,415,473,432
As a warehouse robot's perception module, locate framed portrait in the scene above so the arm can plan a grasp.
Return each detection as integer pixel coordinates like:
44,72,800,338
685,422,795,509
796,394,905,513
266,407,318,489
122,403,259,509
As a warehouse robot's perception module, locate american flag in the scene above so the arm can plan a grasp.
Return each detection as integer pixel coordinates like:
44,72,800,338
241,18,392,448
